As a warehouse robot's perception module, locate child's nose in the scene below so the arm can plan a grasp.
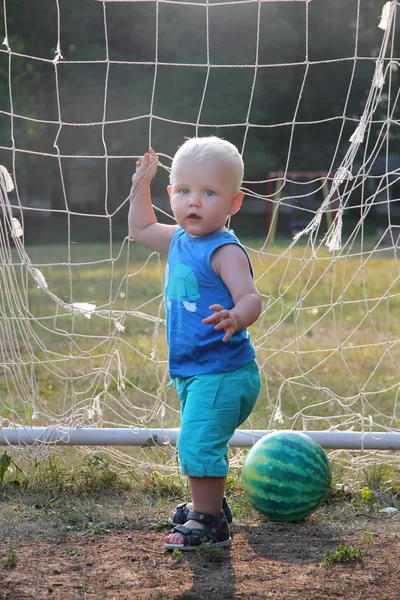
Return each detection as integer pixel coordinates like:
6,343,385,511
188,192,201,206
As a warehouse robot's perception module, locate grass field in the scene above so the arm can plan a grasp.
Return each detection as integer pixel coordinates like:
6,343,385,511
1,235,400,478
2,237,400,600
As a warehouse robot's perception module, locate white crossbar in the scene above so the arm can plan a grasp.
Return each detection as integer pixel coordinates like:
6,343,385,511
1,428,400,450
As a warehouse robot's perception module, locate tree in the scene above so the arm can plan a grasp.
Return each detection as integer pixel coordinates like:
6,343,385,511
0,0,397,218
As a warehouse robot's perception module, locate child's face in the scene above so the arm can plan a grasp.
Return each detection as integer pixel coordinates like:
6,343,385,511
167,157,243,237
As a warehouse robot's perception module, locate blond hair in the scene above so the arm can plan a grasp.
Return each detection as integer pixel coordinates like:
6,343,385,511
170,136,244,191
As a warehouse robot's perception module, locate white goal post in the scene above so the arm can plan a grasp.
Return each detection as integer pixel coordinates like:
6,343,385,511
1,427,400,450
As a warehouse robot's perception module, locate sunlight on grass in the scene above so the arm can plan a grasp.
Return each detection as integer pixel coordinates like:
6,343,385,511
2,239,400,442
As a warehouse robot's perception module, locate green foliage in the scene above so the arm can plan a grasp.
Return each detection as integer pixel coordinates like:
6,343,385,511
225,476,235,492
1,0,398,197
4,547,18,569
364,530,373,545
142,435,159,448
361,464,400,508
148,520,170,532
140,469,187,500
196,539,226,562
360,486,373,504
84,521,133,535
323,544,363,569
0,452,11,483
363,463,394,490
172,548,184,560
67,548,85,558
4,452,129,496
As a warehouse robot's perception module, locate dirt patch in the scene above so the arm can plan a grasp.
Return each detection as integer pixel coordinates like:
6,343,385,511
1,516,400,600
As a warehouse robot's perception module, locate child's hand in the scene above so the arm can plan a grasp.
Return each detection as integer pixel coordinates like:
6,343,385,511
202,304,239,342
132,148,158,188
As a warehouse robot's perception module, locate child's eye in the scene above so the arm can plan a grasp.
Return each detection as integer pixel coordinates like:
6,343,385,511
181,188,190,195
205,190,214,197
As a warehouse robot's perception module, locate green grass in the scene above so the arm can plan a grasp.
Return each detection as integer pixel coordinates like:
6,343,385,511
2,237,400,476
196,540,226,561
323,543,363,569
3,547,18,569
0,443,398,549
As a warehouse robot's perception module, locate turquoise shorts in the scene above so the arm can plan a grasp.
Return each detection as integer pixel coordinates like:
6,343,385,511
175,360,261,478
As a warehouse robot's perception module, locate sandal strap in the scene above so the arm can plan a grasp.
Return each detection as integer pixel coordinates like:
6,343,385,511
222,497,233,523
170,516,229,547
171,524,196,536
170,497,232,526
186,510,220,524
174,502,188,517
171,523,218,544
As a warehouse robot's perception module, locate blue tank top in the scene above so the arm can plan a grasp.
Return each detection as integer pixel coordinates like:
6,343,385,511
165,228,256,378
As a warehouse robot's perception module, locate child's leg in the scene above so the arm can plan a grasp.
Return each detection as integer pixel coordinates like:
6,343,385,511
165,363,260,546
168,459,233,525
164,476,225,545
190,475,226,514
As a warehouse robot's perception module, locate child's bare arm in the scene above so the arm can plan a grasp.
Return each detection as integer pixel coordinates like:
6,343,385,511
203,244,262,342
128,149,178,253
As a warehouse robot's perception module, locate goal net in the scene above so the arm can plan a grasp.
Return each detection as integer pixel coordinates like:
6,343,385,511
0,0,399,472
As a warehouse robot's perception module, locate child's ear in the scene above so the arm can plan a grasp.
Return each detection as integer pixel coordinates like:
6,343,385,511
167,185,172,200
228,191,244,216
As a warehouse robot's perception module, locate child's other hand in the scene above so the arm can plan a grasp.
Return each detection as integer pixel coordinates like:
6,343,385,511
132,148,158,187
202,304,239,342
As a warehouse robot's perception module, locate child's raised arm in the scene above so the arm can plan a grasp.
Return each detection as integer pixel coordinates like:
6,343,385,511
128,148,178,254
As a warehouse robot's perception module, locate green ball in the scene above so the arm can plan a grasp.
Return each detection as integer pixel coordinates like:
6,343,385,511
242,431,332,522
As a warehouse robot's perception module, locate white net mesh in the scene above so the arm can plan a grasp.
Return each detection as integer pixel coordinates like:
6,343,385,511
0,0,399,472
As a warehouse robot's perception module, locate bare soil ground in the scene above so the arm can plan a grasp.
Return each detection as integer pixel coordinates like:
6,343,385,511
1,499,400,600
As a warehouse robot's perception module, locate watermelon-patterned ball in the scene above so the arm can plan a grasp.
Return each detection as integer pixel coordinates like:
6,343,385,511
242,431,332,522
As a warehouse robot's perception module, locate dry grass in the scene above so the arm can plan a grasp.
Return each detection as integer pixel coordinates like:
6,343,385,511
1,237,400,478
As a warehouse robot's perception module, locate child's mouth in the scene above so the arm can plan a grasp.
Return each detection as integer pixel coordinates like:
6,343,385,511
188,214,201,220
